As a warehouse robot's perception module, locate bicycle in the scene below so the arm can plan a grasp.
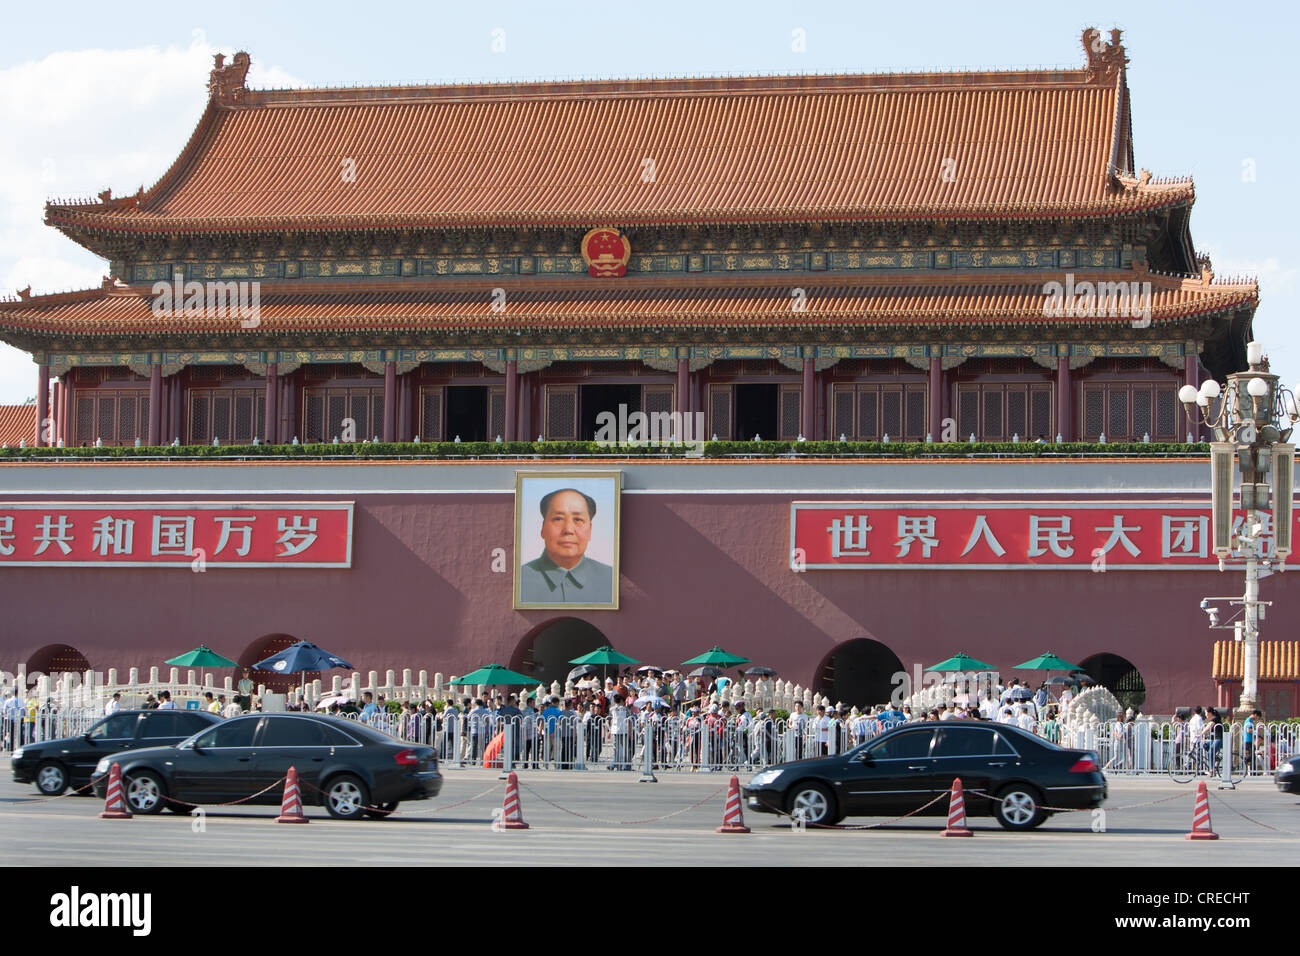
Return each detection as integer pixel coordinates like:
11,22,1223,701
1169,739,1245,784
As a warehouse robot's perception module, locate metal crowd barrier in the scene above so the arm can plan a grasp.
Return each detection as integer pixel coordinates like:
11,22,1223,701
1057,719,1299,777
2,704,1295,781
331,711,891,772
0,706,101,752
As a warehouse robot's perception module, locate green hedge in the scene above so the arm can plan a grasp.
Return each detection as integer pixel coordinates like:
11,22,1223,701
0,440,1211,460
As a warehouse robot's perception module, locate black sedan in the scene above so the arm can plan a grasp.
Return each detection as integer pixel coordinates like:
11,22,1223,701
90,712,441,820
743,720,1106,830
12,709,221,796
1276,755,1300,795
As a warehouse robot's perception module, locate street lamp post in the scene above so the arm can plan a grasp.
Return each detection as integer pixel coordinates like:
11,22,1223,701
1179,341,1297,719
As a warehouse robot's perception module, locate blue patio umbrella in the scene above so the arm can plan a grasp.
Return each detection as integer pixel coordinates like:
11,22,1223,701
252,641,353,674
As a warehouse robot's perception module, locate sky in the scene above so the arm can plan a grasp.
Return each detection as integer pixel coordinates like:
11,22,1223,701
0,0,1296,403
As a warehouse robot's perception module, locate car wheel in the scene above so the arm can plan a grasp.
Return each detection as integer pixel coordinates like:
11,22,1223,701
323,774,369,820
787,781,839,826
123,770,167,815
994,784,1046,831
363,801,399,819
35,761,68,796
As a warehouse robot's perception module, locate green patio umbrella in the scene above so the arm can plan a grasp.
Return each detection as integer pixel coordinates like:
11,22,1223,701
449,665,540,686
1015,652,1081,671
568,645,641,667
927,652,996,672
164,645,238,668
681,646,751,668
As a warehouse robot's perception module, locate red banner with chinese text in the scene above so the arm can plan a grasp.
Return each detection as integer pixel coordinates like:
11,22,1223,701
791,501,1286,570
0,502,353,567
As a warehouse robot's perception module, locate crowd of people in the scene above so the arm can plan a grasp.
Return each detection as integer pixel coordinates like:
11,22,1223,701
316,674,1099,770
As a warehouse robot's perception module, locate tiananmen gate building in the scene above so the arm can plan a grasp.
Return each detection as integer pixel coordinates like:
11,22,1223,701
2,30,1296,716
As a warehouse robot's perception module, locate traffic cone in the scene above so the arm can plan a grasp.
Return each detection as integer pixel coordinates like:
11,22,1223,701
940,778,973,837
496,771,529,829
716,774,751,833
275,766,309,824
1186,780,1219,840
99,762,131,819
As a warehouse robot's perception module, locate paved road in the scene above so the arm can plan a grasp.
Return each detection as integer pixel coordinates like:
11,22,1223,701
2,760,1297,866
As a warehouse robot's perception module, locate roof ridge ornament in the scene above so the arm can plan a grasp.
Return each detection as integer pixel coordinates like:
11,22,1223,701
1081,27,1127,83
209,51,252,106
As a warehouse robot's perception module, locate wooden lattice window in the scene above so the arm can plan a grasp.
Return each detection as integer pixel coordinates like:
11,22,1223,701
72,389,150,446
708,385,732,440
419,387,444,441
188,389,265,444
957,383,1051,441
1080,382,1179,441
545,385,578,440
301,387,383,442
831,384,926,440
779,385,802,440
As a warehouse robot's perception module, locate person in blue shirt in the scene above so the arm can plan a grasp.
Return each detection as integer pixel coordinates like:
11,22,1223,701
540,696,564,766
359,692,379,723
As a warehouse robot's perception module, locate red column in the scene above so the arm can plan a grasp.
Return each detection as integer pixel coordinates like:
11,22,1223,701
1184,350,1201,441
518,373,532,441
59,375,71,446
676,357,690,415
34,364,48,446
801,356,815,439
148,364,162,445
504,359,518,442
382,361,396,442
927,354,943,440
50,381,61,447
264,362,278,443
170,375,183,444
1056,354,1073,442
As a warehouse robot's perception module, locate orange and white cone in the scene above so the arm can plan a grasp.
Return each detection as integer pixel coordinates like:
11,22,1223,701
99,762,132,819
1186,780,1219,840
716,774,751,833
275,766,309,823
497,771,529,829
940,778,973,837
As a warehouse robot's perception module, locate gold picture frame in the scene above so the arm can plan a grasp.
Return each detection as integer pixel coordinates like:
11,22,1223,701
514,470,622,610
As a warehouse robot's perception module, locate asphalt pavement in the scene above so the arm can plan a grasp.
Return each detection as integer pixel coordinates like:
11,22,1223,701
2,760,1297,866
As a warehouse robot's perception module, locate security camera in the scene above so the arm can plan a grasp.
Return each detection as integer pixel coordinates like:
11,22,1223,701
1199,598,1210,610
1203,603,1219,627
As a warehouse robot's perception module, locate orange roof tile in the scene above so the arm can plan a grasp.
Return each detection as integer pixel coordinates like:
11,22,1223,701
0,271,1257,339
1213,640,1300,681
44,46,1189,235
0,404,35,447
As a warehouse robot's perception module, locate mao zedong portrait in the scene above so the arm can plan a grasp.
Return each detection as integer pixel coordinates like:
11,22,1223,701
519,488,614,605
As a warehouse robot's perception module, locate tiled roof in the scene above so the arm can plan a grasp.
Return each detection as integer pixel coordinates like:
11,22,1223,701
1213,640,1300,681
0,271,1258,338
0,404,35,447
43,52,1189,235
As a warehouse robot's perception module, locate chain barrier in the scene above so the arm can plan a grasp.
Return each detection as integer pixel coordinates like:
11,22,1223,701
2,779,101,805
1206,790,1300,837
157,776,290,809
516,781,728,825
293,777,504,817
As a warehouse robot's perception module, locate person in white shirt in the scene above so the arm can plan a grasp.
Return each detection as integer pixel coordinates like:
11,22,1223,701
813,705,831,755
156,691,176,710
789,701,809,759
1016,705,1037,733
104,693,122,716
979,692,998,721
1059,687,1074,709
222,698,243,718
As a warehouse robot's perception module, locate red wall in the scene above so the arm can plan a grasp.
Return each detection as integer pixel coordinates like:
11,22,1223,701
1,490,1289,714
